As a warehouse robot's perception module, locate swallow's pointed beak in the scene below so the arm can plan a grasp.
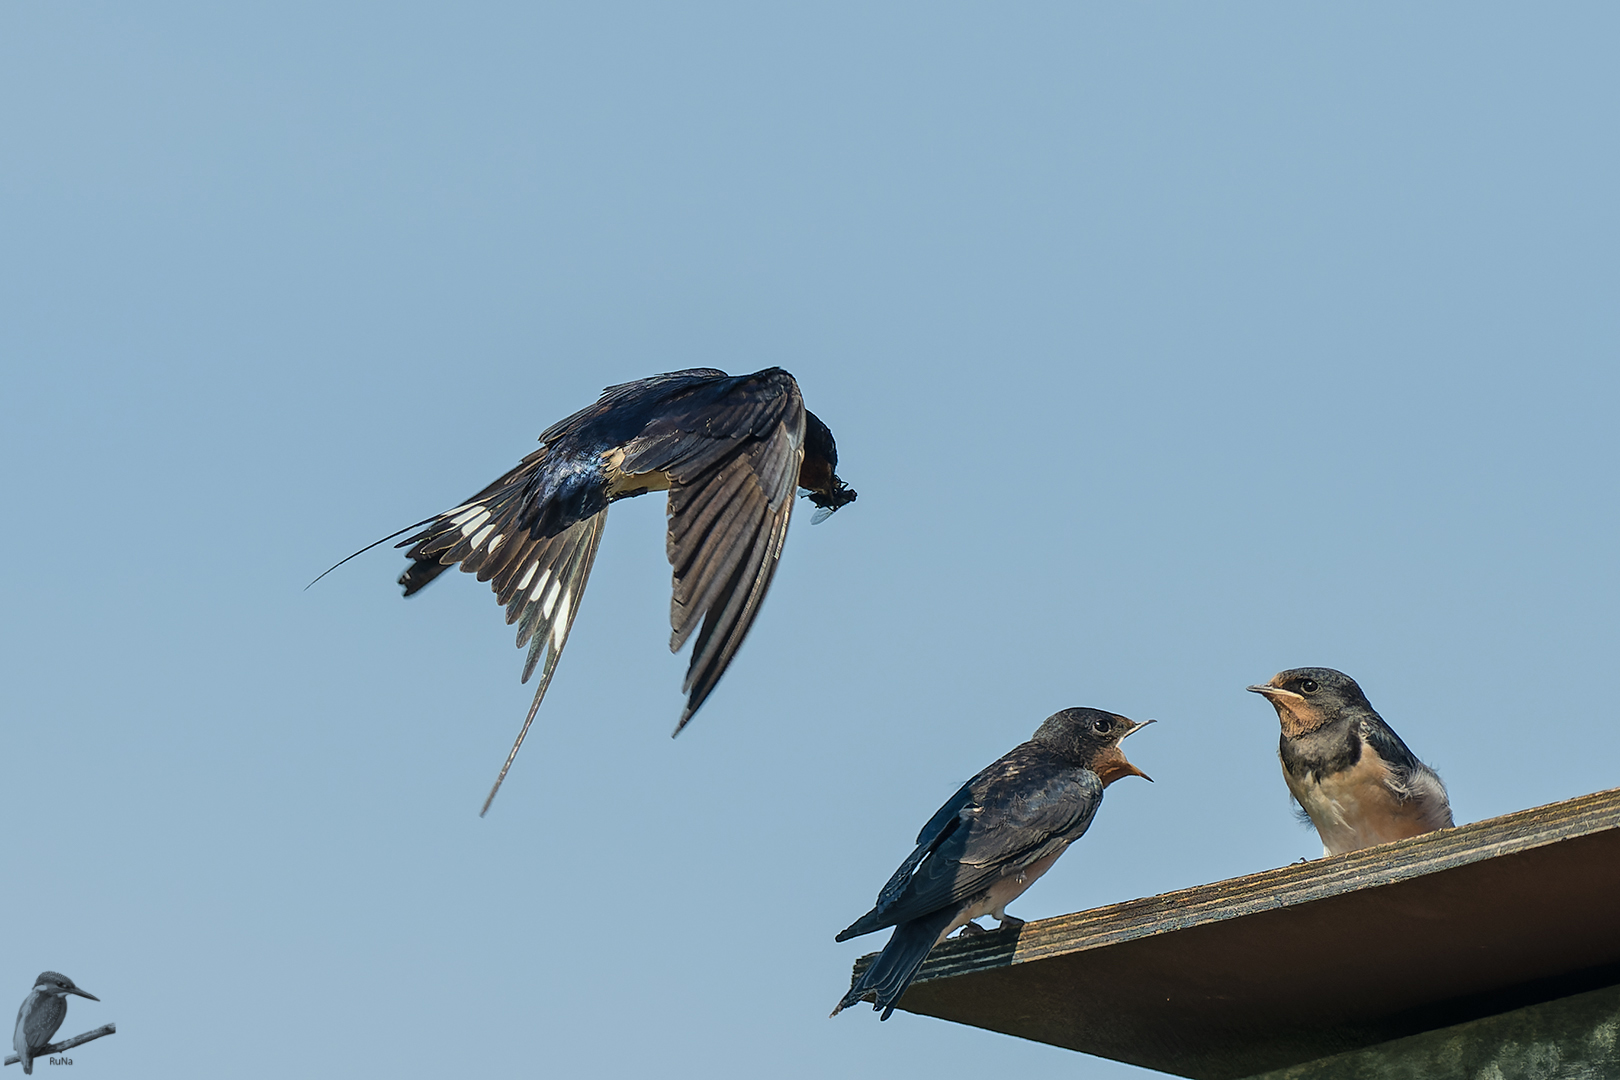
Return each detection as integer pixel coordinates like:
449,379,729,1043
1248,684,1301,702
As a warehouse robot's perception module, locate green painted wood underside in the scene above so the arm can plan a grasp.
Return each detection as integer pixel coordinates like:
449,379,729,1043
1246,982,1620,1080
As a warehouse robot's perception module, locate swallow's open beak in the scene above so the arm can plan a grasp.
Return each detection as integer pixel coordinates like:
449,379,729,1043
1104,718,1155,783
1117,757,1153,783
1121,718,1154,780
68,988,98,1001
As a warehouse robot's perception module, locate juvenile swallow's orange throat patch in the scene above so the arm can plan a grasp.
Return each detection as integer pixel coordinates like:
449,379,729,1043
1093,745,1149,786
1276,704,1330,739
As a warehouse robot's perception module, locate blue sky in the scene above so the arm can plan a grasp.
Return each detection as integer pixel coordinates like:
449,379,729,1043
2,4,1616,1077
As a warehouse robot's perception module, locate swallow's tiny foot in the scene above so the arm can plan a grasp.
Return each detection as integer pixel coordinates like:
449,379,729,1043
996,916,1025,933
956,921,988,937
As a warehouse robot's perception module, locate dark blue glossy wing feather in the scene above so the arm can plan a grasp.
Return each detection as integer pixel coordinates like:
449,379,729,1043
615,368,808,731
868,779,977,921
842,758,1102,938
1357,713,1422,773
389,366,812,806
831,905,959,1020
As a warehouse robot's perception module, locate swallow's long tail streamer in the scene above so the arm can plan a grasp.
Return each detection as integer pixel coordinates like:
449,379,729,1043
832,906,958,1020
478,510,608,816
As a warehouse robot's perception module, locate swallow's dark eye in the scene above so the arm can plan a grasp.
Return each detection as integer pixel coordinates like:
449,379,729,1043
1299,679,1319,694
1093,718,1113,734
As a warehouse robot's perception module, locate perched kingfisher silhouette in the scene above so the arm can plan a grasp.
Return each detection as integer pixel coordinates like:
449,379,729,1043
346,367,856,814
13,973,97,1075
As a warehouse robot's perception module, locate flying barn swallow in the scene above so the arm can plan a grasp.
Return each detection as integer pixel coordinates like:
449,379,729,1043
832,708,1153,1020
1249,667,1453,856
363,367,855,813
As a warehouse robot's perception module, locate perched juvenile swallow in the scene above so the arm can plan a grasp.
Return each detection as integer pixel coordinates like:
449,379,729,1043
1248,667,1453,856
832,708,1153,1020
372,367,854,814
13,973,97,1076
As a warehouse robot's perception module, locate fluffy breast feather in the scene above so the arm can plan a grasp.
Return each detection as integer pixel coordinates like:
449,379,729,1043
1286,735,1452,856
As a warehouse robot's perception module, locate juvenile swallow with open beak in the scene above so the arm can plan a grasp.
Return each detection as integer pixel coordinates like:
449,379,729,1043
1249,667,1453,856
326,367,856,814
832,708,1153,1020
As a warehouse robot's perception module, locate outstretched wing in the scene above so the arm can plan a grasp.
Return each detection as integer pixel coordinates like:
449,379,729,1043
862,765,1103,932
478,510,607,814
395,450,610,814
397,448,550,595
616,369,807,732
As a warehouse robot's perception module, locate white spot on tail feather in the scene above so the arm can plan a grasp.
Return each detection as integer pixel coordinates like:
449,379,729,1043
487,533,504,553
457,508,492,536
540,578,561,617
517,561,539,591
448,505,486,528
470,523,496,549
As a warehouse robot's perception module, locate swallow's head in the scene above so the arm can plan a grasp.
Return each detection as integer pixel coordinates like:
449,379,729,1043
1247,666,1372,738
799,410,857,521
1035,708,1155,786
33,972,98,1002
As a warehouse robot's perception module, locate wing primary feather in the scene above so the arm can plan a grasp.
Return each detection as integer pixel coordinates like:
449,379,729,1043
664,422,803,732
674,498,792,734
478,510,608,817
867,770,1103,930
668,473,760,652
871,780,977,918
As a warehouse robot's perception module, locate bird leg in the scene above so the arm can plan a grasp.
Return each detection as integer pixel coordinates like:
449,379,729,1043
996,915,1025,933
956,921,989,937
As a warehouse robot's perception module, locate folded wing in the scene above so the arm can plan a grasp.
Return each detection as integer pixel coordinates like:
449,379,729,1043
850,765,1103,935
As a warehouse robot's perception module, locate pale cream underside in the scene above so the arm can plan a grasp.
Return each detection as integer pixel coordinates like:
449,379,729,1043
602,448,672,496
1285,737,1453,856
934,847,1068,944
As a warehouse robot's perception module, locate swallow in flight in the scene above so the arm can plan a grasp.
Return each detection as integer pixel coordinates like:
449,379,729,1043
1249,667,1453,856
832,708,1153,1020
346,367,855,813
